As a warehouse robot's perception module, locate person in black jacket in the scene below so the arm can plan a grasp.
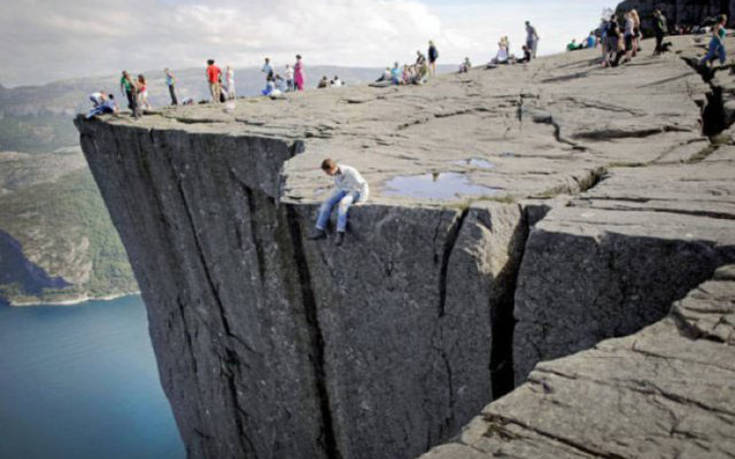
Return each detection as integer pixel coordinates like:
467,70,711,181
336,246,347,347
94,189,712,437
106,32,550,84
428,40,438,76
653,10,668,55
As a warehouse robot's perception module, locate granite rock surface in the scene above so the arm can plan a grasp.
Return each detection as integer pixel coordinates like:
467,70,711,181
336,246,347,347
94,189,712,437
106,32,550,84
422,264,735,459
75,37,734,458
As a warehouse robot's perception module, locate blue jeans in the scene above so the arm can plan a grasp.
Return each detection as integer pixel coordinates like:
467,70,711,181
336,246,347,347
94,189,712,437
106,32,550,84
315,190,360,233
701,39,726,65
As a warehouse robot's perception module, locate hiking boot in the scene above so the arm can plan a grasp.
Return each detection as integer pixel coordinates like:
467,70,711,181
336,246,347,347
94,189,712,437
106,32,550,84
334,232,345,246
307,229,327,240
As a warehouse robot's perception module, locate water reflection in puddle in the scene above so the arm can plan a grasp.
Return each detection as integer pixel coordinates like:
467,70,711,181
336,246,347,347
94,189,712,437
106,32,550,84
383,172,500,200
453,158,495,169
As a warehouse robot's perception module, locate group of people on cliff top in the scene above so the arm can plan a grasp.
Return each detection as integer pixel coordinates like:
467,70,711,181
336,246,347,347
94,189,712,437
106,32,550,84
595,9,727,69
371,40,438,86
485,21,537,67
259,56,307,96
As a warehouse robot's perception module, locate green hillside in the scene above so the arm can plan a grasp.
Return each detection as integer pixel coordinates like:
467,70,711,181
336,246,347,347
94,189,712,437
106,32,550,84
0,159,137,305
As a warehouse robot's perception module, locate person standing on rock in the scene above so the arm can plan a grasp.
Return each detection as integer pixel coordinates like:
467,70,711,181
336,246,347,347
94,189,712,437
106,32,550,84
285,64,294,91
225,66,235,99
120,71,136,114
308,158,369,246
653,10,668,55
206,59,222,103
525,21,539,59
262,57,273,81
700,15,728,67
137,74,152,111
164,68,178,105
294,55,305,91
428,40,439,76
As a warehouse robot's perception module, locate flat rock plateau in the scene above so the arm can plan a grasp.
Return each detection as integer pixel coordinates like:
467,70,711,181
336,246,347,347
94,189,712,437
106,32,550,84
76,36,735,458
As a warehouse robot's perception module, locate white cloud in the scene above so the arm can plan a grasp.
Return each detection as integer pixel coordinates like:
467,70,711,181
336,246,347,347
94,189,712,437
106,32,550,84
0,0,612,87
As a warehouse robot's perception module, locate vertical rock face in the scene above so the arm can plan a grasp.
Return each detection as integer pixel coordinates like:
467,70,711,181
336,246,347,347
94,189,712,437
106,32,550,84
75,120,526,458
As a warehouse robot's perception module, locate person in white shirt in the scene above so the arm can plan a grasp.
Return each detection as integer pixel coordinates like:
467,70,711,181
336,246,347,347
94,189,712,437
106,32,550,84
285,64,294,91
308,158,369,246
225,66,235,99
89,91,107,107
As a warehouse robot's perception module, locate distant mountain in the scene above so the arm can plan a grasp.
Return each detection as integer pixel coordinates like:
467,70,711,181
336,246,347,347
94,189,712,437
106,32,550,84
0,150,137,305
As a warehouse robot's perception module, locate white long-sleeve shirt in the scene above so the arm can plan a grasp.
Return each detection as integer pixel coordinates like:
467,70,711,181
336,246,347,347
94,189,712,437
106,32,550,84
335,164,369,202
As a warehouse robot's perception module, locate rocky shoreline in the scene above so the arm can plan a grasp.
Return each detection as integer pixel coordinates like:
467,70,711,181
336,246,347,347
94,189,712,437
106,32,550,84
8,290,140,307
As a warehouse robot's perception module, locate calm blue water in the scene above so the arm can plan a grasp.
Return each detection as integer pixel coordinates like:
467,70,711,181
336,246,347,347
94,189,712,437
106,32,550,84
0,295,185,459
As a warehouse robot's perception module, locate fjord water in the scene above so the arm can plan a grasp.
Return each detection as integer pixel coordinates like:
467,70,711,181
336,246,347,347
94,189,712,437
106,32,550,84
0,295,185,459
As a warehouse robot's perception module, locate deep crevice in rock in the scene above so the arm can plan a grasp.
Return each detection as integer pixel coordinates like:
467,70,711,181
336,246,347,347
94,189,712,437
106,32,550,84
438,208,470,318
285,206,341,459
680,57,733,137
489,206,529,400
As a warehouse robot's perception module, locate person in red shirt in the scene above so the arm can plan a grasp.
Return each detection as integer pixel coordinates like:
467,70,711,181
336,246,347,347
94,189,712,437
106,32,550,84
206,59,222,103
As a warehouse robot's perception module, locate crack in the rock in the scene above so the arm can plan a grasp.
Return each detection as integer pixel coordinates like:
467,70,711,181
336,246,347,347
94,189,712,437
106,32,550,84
285,206,341,459
526,109,588,150
483,411,627,458
577,203,735,221
230,171,268,283
169,156,258,355
572,125,690,141
438,208,469,317
535,363,735,418
490,204,529,400
223,348,258,457
680,57,733,137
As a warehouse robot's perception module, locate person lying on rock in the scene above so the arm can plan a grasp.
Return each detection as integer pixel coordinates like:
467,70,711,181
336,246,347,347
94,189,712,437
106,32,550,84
308,158,369,246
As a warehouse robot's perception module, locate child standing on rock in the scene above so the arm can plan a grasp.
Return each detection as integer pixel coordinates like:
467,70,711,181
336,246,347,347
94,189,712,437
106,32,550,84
308,159,369,246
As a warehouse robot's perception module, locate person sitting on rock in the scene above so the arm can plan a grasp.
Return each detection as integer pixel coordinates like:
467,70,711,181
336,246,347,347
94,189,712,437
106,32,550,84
308,158,369,246
86,94,118,118
490,38,510,65
586,31,597,49
459,57,471,73
89,90,107,107
390,62,402,84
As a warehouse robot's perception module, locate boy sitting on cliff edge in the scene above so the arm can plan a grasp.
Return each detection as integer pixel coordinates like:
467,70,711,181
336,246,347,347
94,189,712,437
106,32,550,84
308,158,369,246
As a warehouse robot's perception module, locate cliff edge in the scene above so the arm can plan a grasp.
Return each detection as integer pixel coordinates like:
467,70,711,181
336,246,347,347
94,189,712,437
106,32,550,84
75,36,735,458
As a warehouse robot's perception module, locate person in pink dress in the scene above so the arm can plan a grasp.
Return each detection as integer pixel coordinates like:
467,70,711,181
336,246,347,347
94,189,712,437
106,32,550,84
294,54,305,91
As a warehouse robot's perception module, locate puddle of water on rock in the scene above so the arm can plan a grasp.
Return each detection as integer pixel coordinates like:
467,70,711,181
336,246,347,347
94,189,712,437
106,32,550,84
454,158,495,169
382,172,500,200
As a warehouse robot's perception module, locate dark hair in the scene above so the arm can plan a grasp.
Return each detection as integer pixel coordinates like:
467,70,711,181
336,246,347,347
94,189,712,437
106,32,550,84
296,54,302,59
207,59,214,65
108,94,114,99
321,158,336,171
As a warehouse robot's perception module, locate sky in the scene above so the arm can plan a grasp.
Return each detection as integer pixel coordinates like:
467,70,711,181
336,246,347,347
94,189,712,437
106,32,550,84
0,0,615,87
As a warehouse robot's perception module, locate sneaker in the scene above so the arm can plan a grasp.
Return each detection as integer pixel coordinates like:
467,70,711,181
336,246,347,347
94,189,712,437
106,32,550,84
334,232,344,246
307,229,327,240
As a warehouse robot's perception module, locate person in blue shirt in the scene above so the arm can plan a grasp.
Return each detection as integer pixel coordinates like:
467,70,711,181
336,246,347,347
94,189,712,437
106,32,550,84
390,62,402,84
164,68,178,105
586,32,597,49
262,57,273,80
